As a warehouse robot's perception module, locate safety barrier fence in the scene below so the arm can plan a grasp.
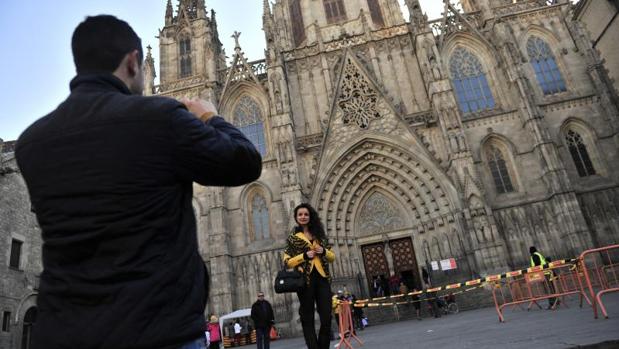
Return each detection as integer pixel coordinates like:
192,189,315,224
342,244,619,322
579,244,619,319
491,260,589,322
335,301,364,349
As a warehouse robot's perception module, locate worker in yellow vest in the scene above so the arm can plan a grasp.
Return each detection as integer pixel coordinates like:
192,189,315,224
529,246,547,267
529,246,557,309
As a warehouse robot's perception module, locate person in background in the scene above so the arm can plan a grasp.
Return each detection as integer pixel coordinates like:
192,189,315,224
411,287,422,320
389,274,401,295
251,292,275,349
422,267,440,318
530,246,557,309
207,316,221,349
233,320,242,347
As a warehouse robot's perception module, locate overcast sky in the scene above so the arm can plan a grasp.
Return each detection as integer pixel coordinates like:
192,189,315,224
0,1,445,141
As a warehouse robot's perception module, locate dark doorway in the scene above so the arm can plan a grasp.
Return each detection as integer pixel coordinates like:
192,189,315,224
362,237,421,295
21,307,36,349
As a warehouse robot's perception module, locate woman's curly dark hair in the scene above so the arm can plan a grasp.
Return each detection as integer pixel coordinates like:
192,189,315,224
293,203,327,242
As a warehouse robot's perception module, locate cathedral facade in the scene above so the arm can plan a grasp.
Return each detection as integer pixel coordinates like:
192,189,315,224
2,0,619,345
145,0,619,331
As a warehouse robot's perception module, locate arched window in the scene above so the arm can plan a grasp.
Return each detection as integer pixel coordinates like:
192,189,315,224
367,0,384,27
449,47,495,116
179,37,192,78
565,130,596,177
289,0,305,47
251,194,270,240
233,96,267,156
486,146,514,194
527,36,566,95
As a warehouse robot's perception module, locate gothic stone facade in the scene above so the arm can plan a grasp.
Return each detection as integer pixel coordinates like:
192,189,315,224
2,0,619,344
141,0,619,335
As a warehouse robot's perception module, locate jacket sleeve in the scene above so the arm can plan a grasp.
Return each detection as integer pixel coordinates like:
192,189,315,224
325,249,335,263
283,252,305,269
171,107,262,186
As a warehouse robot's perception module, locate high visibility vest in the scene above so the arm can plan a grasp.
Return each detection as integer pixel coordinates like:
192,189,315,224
530,252,547,267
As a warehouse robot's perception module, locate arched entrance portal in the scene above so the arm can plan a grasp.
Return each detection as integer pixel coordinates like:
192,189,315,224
21,307,36,349
355,191,422,295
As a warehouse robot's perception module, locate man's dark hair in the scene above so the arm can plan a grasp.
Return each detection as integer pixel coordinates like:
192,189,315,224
529,246,537,254
72,15,143,74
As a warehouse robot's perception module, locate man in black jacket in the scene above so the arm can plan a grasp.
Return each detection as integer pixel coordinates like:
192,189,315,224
15,15,262,349
250,292,275,349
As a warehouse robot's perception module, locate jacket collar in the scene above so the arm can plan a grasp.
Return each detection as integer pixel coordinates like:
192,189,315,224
295,232,317,246
69,73,132,95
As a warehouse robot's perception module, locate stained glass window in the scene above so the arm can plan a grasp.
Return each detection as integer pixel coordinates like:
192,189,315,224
234,96,266,156
527,36,566,95
367,0,384,27
289,0,305,47
449,47,495,116
487,146,514,194
565,130,595,177
179,38,192,78
251,194,270,240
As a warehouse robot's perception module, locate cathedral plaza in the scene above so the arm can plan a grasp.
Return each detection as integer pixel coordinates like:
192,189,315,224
1,0,619,348
273,294,619,349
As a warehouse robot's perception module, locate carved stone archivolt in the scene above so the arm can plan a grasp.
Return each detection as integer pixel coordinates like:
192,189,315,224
337,58,382,129
315,140,458,241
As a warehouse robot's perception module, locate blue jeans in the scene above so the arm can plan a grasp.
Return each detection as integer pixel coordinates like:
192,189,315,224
256,327,270,349
178,337,207,349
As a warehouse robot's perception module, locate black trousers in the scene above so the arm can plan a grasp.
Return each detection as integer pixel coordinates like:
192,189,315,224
297,270,332,349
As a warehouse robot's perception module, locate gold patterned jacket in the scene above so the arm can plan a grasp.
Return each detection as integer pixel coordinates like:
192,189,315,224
283,232,335,285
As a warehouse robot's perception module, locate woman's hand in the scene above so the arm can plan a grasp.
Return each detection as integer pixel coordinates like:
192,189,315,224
306,250,316,259
314,246,324,255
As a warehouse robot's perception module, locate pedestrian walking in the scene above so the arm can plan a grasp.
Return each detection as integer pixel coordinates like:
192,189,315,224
411,288,422,320
422,266,440,318
207,316,222,349
251,292,275,349
233,320,242,346
372,276,383,297
529,246,557,309
283,203,336,349
14,14,262,349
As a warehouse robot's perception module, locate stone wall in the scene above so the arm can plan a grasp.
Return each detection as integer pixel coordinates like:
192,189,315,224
0,151,41,349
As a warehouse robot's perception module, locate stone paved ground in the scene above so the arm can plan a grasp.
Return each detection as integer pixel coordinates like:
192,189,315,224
267,293,619,349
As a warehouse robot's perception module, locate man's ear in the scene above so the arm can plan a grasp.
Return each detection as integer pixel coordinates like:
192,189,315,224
126,49,141,77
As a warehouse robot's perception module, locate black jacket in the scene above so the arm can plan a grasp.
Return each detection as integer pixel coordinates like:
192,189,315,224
16,73,262,349
251,300,275,329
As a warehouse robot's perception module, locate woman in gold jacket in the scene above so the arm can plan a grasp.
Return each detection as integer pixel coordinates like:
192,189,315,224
283,203,335,349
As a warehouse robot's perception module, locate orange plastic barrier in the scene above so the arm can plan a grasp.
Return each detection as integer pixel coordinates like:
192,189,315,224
578,244,619,319
492,261,589,322
336,301,364,349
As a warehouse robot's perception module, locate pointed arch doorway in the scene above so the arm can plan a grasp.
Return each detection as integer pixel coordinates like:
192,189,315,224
356,191,422,295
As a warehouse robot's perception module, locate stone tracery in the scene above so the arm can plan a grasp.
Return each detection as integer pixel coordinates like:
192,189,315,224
337,58,382,128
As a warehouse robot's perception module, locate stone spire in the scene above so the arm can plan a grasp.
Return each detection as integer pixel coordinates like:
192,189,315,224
405,0,428,32
197,0,206,19
263,0,271,17
177,0,204,20
165,0,173,25
143,45,157,96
